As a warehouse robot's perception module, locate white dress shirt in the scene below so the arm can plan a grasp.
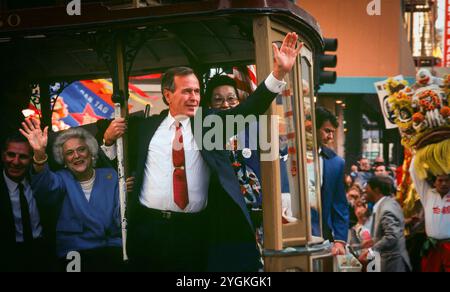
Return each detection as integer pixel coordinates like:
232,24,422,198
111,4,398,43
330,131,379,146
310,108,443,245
372,196,388,216
265,72,287,93
370,196,388,236
318,147,324,187
101,73,286,213
3,171,43,242
410,161,450,240
140,114,210,212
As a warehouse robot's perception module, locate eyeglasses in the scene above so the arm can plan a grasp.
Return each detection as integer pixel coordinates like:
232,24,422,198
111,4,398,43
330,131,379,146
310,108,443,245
64,146,89,159
211,94,239,106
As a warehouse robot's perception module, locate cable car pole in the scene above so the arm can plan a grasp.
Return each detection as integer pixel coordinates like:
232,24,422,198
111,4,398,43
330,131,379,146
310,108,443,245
111,31,129,262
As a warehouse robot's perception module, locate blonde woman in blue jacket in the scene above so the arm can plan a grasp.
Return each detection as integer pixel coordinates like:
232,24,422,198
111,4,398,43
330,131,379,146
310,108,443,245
20,118,122,272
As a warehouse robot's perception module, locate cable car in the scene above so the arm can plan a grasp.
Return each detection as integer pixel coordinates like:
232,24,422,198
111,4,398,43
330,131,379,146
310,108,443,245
0,0,331,272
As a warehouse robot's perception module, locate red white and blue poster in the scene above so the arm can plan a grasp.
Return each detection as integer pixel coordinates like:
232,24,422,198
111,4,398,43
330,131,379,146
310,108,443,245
27,78,158,132
58,81,115,128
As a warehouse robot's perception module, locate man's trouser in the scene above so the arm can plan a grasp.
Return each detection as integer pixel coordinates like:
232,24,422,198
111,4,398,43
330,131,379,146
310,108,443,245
421,239,450,272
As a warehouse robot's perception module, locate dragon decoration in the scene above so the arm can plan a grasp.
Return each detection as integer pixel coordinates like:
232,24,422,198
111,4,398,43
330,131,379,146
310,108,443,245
384,69,450,216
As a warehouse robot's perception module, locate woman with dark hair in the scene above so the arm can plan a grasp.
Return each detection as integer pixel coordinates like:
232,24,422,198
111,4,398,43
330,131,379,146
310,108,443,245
20,118,122,272
204,75,263,228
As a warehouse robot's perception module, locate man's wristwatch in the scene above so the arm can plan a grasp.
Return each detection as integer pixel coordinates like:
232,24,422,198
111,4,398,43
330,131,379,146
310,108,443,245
103,138,113,147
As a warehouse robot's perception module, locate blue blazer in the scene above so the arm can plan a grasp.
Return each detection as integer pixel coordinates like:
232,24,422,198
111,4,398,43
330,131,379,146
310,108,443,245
31,165,121,258
320,147,349,242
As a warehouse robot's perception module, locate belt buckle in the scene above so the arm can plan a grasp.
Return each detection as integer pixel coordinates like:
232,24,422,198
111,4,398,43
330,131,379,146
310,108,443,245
161,211,172,219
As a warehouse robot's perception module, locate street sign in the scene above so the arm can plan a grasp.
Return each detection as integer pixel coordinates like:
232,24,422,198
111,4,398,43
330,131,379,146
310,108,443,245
374,76,402,129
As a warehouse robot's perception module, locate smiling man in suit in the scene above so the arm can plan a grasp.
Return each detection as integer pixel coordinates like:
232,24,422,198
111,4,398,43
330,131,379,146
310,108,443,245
315,106,349,255
102,32,302,271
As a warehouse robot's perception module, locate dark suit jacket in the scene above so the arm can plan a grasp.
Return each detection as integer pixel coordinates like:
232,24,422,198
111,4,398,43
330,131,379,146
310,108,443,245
320,146,349,242
0,171,16,246
126,82,278,271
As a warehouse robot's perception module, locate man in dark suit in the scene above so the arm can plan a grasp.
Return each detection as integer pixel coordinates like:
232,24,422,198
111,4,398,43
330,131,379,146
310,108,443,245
315,107,349,255
359,175,411,272
102,32,302,271
0,134,53,271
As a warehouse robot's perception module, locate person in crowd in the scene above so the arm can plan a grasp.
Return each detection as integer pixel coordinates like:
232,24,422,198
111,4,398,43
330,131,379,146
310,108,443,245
347,185,362,204
349,199,372,257
0,134,54,271
20,118,123,272
388,165,397,179
374,164,398,192
410,161,450,272
344,174,354,191
350,164,358,174
359,175,411,272
101,32,302,272
349,164,359,182
404,198,426,272
372,156,385,169
315,106,349,255
347,184,362,229
355,157,373,186
374,164,388,177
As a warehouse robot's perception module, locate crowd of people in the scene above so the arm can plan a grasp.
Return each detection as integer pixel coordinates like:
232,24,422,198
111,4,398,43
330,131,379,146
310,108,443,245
345,157,411,271
344,156,449,272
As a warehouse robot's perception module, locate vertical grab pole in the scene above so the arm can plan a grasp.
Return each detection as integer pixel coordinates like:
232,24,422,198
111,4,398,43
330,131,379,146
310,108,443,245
115,103,128,261
111,31,129,261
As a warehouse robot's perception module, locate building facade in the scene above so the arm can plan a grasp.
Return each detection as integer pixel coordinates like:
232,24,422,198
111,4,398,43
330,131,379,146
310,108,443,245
300,0,417,169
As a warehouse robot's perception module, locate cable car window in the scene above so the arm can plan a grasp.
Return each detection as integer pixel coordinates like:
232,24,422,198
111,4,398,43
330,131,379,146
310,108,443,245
277,68,301,224
301,56,322,239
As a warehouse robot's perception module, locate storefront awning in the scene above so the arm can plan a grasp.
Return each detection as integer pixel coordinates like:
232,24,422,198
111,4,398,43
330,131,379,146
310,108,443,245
318,77,415,95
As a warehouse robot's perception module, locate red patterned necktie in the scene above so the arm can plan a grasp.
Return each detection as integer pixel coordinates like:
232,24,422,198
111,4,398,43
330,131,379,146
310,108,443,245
172,121,189,210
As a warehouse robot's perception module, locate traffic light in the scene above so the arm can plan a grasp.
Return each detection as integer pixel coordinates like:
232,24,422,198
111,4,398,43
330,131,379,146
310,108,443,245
317,38,338,86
